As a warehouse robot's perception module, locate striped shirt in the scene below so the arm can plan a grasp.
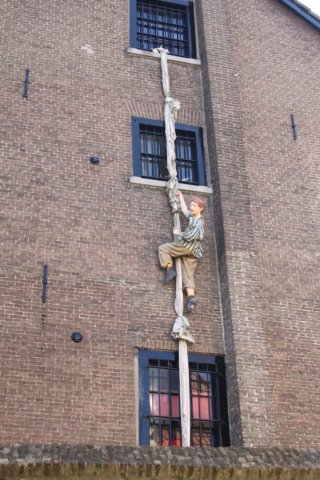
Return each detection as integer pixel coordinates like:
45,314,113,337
177,212,204,258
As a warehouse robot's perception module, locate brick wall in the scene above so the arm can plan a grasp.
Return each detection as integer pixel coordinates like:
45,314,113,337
197,0,320,447
226,0,320,447
1,0,319,449
0,0,222,444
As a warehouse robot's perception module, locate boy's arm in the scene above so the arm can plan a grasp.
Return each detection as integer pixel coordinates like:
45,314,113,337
176,190,190,217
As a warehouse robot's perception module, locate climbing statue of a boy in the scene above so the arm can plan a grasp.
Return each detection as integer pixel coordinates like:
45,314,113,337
159,191,204,313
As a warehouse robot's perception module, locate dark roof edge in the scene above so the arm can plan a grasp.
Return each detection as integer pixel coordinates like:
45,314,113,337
279,0,320,31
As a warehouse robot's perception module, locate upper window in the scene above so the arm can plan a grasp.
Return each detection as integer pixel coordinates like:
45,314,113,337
132,117,206,186
130,0,196,58
139,350,230,447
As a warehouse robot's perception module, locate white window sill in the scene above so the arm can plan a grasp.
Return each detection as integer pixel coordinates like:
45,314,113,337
129,176,212,194
126,47,201,67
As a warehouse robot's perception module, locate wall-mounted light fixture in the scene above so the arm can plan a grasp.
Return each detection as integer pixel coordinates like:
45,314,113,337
89,156,100,165
71,332,83,343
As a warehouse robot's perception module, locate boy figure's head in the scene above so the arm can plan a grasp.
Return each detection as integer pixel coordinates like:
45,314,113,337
190,198,204,218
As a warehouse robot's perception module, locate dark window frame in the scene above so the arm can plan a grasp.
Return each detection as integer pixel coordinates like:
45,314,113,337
138,349,230,447
130,0,196,59
132,117,206,186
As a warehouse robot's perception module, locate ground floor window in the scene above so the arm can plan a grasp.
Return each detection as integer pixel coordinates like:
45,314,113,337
139,350,230,447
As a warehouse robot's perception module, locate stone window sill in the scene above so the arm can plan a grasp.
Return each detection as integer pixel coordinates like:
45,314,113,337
129,176,212,194
126,47,201,67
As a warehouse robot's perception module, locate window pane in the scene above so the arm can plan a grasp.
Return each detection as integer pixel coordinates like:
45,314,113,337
191,429,200,447
190,371,198,381
175,131,197,184
149,367,159,392
140,126,167,181
199,396,211,420
198,363,208,371
159,369,169,391
201,430,211,447
161,425,170,446
192,396,199,419
191,423,212,447
150,393,160,416
171,423,181,446
199,372,210,383
191,363,215,444
200,382,211,396
150,393,170,416
146,360,181,446
191,380,198,394
170,369,179,392
159,393,169,417
150,423,160,446
171,394,180,417
159,359,169,368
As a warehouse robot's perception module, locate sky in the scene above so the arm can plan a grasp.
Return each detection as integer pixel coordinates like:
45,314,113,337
299,0,320,16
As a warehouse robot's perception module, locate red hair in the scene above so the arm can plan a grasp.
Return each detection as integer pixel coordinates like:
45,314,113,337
191,198,205,213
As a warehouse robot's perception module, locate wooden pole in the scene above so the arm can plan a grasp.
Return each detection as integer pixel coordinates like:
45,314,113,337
154,47,193,446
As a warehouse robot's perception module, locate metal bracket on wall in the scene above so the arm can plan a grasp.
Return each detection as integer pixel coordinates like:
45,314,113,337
42,264,48,303
291,114,297,140
23,68,30,99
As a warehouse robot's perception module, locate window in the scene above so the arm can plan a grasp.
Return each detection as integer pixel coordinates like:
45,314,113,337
130,0,196,58
132,117,206,186
139,350,230,447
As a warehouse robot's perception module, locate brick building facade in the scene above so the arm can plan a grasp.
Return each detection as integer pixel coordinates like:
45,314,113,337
0,0,319,450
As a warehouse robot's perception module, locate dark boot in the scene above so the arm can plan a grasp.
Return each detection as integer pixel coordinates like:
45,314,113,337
164,267,177,284
186,295,198,313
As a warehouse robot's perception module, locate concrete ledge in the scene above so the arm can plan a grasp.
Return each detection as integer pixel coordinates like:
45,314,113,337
129,176,213,194
0,445,320,479
126,47,202,66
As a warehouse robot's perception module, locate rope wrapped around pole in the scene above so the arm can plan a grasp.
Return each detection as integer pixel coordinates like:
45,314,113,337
154,46,194,447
